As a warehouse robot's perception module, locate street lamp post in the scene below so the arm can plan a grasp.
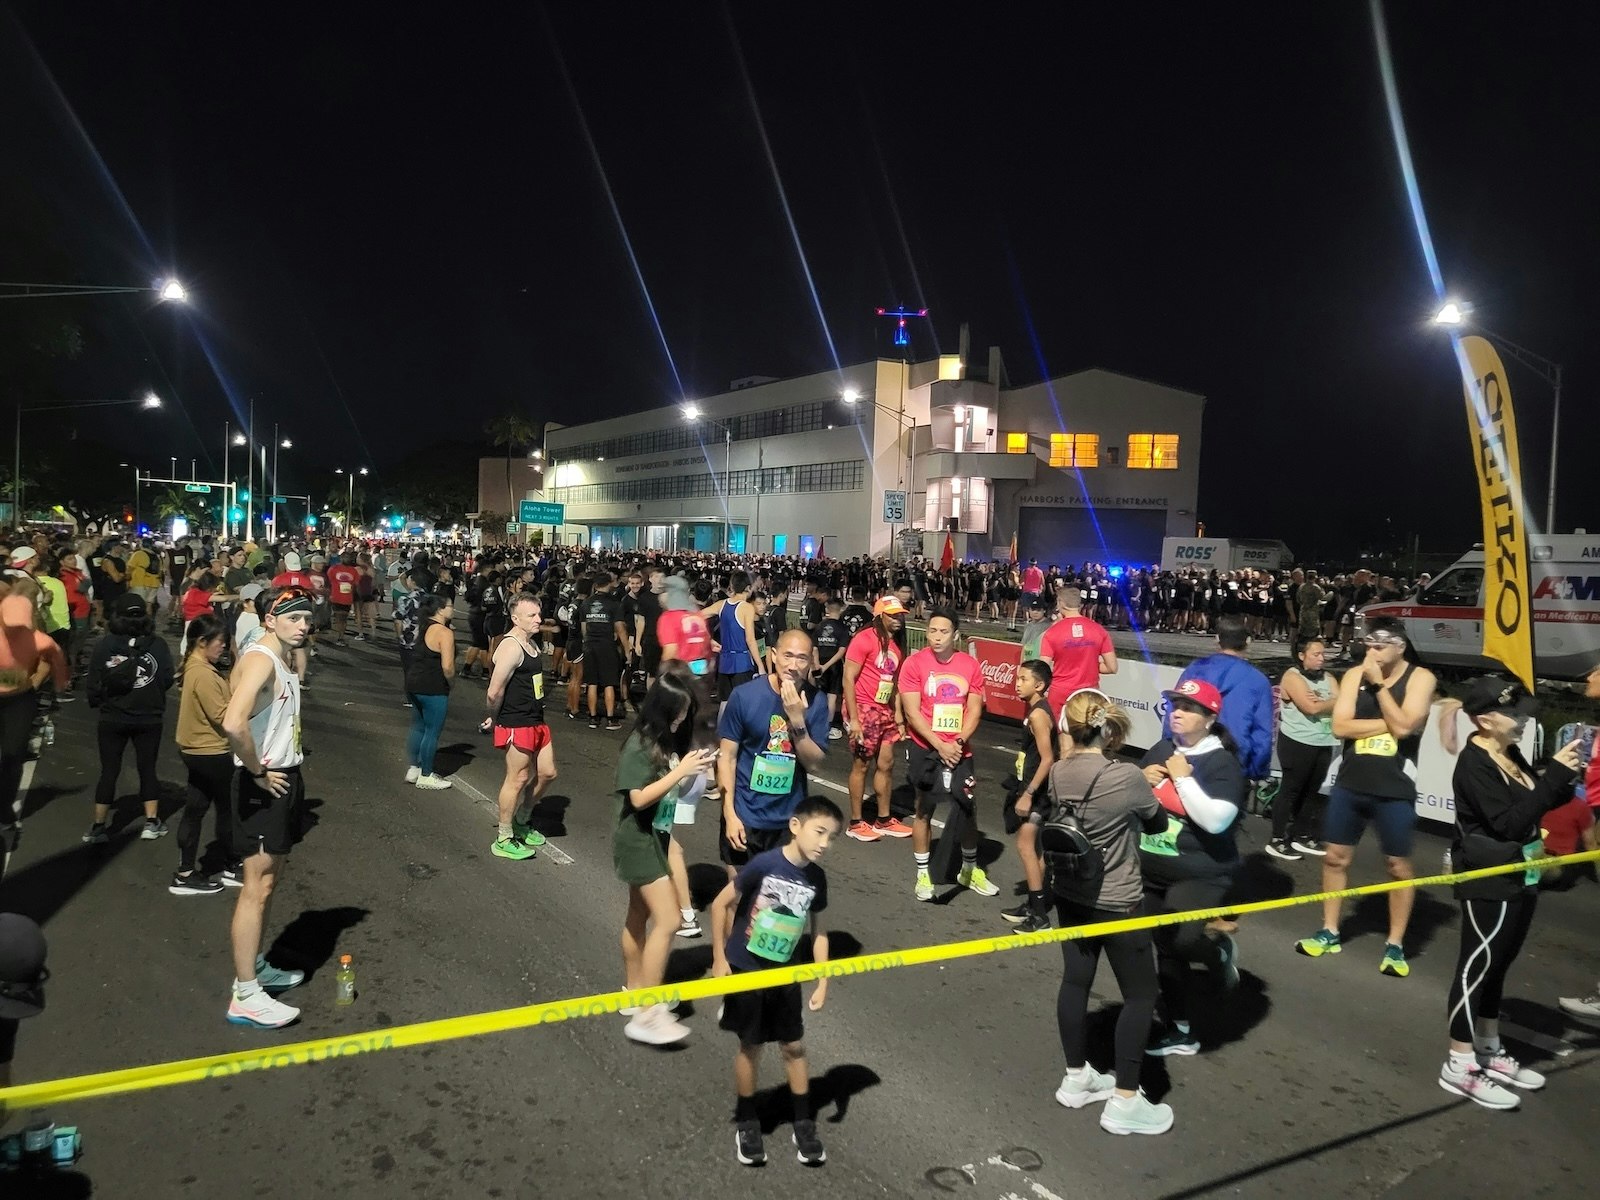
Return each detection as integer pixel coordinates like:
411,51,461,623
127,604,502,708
682,404,734,553
0,277,187,302
225,425,247,539
843,388,918,559
271,429,292,537
1434,302,1564,532
13,393,162,527
334,467,368,536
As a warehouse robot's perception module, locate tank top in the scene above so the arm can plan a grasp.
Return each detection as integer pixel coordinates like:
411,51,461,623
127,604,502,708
1279,668,1337,747
1337,663,1420,799
1014,698,1054,797
405,621,451,695
717,598,754,673
496,636,546,727
233,643,303,770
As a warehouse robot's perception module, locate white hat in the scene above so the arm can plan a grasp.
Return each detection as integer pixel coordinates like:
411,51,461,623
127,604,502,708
283,552,303,571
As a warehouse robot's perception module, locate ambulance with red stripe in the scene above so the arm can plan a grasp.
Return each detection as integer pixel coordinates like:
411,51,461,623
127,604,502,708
1359,534,1600,681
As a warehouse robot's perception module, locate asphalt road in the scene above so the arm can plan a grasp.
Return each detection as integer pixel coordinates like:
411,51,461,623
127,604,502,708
3,622,1597,1200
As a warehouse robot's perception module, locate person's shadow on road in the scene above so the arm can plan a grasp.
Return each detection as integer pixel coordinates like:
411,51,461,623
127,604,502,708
266,905,370,981
753,1063,883,1132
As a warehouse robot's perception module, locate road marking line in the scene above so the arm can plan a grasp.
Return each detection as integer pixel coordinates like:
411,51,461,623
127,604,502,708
1501,1020,1576,1058
449,773,575,865
808,773,943,829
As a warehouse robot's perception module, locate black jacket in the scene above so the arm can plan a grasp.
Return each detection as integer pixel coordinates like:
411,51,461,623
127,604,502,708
86,632,175,725
1451,740,1577,900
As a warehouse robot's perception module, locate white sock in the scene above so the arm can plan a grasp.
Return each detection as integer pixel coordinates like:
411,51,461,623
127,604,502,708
680,908,695,923
1066,1065,1091,1081
498,823,513,841
234,978,262,1000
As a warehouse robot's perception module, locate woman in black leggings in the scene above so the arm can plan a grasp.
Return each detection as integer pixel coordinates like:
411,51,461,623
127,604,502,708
1267,637,1339,860
1436,678,1583,1111
170,613,237,894
82,593,174,844
1047,690,1174,1136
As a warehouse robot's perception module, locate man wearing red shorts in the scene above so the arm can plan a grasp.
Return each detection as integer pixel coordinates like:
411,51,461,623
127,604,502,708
484,594,557,862
842,596,914,842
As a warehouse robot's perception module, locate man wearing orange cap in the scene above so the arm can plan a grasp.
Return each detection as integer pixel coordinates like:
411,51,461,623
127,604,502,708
841,596,914,843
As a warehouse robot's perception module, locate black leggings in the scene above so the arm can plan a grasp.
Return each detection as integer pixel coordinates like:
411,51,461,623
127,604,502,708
178,751,235,871
1447,894,1537,1044
1056,899,1159,1091
1143,866,1231,1024
0,691,37,819
1273,736,1332,841
95,721,163,807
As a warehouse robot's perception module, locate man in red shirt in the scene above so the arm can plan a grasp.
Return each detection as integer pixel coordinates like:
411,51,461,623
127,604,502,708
842,596,913,842
325,550,362,643
1020,559,1046,608
1038,585,1117,718
270,550,315,688
898,609,991,901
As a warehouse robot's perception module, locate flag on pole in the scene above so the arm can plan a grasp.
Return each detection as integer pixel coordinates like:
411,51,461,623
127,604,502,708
940,531,955,573
1009,529,1018,563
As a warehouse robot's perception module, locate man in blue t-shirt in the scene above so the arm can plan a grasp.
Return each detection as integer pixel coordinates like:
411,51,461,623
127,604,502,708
717,628,830,879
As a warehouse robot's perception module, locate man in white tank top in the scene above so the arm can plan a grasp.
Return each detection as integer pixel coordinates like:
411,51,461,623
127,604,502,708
221,585,313,1029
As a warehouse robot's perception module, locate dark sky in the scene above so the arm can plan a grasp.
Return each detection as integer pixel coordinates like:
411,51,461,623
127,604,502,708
3,2,1594,559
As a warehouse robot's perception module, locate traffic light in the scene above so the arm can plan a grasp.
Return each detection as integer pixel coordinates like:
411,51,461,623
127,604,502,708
305,514,317,528
238,490,250,502
229,506,244,523
391,515,403,530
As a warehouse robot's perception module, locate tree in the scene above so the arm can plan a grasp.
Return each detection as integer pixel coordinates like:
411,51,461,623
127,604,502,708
485,411,537,519
154,487,206,525
325,482,368,529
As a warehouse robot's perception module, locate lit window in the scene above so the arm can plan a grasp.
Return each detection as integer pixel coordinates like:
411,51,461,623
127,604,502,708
1127,434,1179,469
1049,433,1100,468
1005,432,1028,454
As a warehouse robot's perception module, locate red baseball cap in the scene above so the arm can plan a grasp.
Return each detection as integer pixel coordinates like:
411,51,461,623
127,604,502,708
1163,678,1222,715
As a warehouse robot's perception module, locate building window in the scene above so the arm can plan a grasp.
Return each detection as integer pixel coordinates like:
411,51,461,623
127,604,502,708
1048,433,1099,468
1005,432,1028,454
554,458,863,505
1127,433,1179,469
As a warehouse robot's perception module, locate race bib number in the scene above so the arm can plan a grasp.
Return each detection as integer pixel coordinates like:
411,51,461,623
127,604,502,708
338,582,352,595
652,786,678,834
1354,733,1397,756
532,673,544,700
1139,816,1183,857
931,703,963,734
750,753,796,795
746,905,805,963
873,677,894,705
293,714,303,757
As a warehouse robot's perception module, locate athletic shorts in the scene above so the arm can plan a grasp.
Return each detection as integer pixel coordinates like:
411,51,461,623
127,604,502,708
851,705,900,761
494,723,552,756
906,744,976,817
641,642,662,677
231,767,304,858
719,970,804,1046
719,818,788,868
717,669,755,702
585,642,622,689
468,615,489,650
1322,785,1416,858
818,665,843,696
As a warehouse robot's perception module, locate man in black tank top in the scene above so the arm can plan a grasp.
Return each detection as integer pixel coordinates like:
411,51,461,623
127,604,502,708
1294,618,1436,978
484,594,557,862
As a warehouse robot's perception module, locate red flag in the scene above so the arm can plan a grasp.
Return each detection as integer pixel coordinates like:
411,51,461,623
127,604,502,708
940,531,955,572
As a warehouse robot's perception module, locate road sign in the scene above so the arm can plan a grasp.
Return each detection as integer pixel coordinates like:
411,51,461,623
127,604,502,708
269,495,288,504
183,483,212,494
506,522,520,534
882,489,906,523
518,500,564,525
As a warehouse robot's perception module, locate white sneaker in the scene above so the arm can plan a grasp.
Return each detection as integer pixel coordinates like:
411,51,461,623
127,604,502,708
1558,990,1600,1021
415,773,453,790
623,1003,690,1046
1055,1066,1117,1108
827,727,844,741
226,989,301,1029
404,766,421,784
1439,1059,1520,1110
1479,1051,1546,1090
1100,1090,1174,1135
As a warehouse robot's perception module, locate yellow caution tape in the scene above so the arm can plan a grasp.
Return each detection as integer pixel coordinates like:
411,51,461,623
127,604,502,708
3,849,1596,1109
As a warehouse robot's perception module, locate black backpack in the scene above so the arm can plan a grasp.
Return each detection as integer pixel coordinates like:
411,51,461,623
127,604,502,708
1039,761,1110,883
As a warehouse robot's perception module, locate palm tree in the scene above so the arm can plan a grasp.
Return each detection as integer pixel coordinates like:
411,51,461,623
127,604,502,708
485,411,537,520
154,486,205,525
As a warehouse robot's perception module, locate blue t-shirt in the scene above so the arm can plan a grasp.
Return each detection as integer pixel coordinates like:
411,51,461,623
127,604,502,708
724,847,828,971
718,676,830,830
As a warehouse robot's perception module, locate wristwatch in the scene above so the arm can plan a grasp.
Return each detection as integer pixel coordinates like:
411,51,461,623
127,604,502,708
252,767,269,779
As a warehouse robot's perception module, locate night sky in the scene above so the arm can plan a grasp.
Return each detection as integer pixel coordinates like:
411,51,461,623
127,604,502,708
3,3,1594,560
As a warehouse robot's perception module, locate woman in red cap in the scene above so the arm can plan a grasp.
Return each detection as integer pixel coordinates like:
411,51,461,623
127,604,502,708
1138,677,1247,1057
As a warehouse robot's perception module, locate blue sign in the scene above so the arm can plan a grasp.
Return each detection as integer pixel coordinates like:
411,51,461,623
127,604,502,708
518,500,564,525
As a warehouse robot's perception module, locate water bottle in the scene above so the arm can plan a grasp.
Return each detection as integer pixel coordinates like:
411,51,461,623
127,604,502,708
335,954,356,1006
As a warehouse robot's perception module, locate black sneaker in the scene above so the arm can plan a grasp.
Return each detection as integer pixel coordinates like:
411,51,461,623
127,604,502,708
1291,837,1327,856
81,823,109,845
735,1120,766,1166
792,1118,826,1166
1014,910,1051,934
169,871,224,896
220,864,245,888
606,719,623,731
1264,838,1303,862
588,718,600,730
566,709,578,720
999,902,1032,925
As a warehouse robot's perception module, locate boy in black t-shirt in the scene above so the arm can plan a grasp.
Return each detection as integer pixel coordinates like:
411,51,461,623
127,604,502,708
812,600,848,738
710,797,842,1168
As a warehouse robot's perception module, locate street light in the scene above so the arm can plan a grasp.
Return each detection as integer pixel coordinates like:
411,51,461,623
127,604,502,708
1433,301,1565,531
334,467,368,534
0,276,190,302
269,428,292,535
14,393,162,526
682,404,734,553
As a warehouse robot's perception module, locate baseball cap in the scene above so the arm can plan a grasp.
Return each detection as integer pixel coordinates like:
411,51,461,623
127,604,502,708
239,582,265,604
283,552,303,571
8,546,37,567
873,596,907,617
0,912,48,1018
1163,678,1223,715
1461,676,1538,719
111,592,146,616
1026,596,1047,612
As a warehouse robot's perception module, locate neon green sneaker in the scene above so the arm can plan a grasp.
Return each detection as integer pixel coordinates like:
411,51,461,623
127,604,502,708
512,820,547,848
1295,928,1341,958
492,837,536,861
956,864,1000,897
914,870,935,901
1379,943,1410,978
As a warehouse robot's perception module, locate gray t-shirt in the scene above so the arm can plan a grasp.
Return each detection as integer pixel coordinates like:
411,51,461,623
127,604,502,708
1046,753,1161,911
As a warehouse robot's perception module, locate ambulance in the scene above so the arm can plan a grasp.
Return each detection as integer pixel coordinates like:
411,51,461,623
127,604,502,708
1358,533,1600,681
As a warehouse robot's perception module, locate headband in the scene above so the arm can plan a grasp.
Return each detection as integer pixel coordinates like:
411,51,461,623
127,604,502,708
269,590,314,618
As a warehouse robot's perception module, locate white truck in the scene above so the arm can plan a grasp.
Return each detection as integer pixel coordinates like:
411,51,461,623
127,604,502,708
1160,537,1294,573
1359,533,1600,681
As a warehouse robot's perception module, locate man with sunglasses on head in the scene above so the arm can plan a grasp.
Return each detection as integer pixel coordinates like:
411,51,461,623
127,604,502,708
1295,616,1436,977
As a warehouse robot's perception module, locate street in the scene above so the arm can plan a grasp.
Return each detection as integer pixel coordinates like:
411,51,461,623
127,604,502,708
3,626,1596,1200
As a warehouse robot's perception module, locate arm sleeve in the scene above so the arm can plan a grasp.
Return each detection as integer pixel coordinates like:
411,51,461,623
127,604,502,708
1174,752,1244,834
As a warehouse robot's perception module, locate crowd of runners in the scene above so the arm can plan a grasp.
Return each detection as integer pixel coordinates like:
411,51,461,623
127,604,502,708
2,527,1598,1166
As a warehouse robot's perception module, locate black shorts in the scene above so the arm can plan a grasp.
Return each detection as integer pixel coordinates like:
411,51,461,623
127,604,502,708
818,665,843,696
717,669,755,702
565,637,585,666
586,642,622,689
719,818,788,868
906,743,976,817
468,615,489,650
719,970,804,1046
641,641,662,677
231,767,304,857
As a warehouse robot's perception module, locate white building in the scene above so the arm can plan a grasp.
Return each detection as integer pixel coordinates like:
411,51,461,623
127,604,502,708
534,345,1204,566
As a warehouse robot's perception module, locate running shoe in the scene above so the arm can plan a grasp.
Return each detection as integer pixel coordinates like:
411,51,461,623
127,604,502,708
415,774,453,790
606,719,624,731
1479,1052,1545,1090
511,820,547,848
703,785,722,802
256,958,305,993
566,709,579,720
1013,910,1051,934
623,1004,690,1046
404,765,421,784
226,989,300,1029
220,864,244,888
169,872,224,896
1294,927,1342,957
1213,932,1240,991
141,818,170,840
1379,943,1410,978
1290,837,1327,856
826,727,844,741
1264,838,1302,862
957,864,999,896
492,837,537,861
80,823,109,845
999,901,1032,924
1145,1026,1200,1056
734,1121,766,1166
1438,1060,1520,1110
873,816,914,838
914,870,935,901
675,915,702,939
791,1118,825,1166
846,820,881,843
1055,1065,1116,1109
588,718,599,730
1100,1090,1174,1135
1558,990,1600,1020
